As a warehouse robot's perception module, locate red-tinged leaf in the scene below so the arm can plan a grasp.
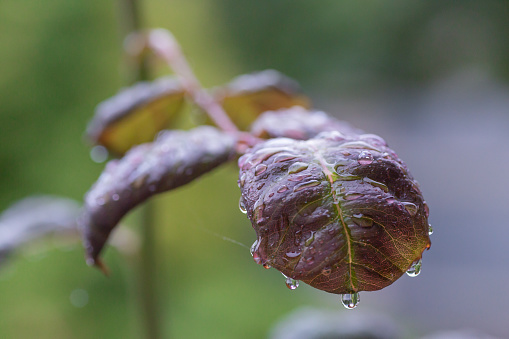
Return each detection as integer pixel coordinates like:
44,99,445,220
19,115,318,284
86,76,185,155
212,70,311,130
81,126,236,266
250,106,362,140
238,131,430,294
0,196,80,265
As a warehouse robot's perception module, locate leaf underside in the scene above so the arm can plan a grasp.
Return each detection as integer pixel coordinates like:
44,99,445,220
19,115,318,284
81,126,235,265
238,132,430,294
212,70,310,130
250,106,362,140
86,76,185,155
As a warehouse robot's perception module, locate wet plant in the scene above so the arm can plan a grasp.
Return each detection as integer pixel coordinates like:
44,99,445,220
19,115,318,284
81,28,431,309
0,24,431,339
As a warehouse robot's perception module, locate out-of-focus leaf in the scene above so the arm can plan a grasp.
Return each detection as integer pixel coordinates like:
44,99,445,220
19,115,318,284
238,131,430,294
81,126,236,266
86,76,186,155
0,196,80,265
212,70,310,130
250,106,362,140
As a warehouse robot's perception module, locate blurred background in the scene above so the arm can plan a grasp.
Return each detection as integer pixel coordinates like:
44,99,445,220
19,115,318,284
1,0,509,338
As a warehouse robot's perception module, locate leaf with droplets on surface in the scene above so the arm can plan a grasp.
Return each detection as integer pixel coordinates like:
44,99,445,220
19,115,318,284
0,196,81,265
86,76,185,155
250,106,362,140
81,126,236,266
239,130,430,294
211,70,310,130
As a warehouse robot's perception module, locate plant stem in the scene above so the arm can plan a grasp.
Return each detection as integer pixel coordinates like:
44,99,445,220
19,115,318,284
118,1,162,339
147,29,240,133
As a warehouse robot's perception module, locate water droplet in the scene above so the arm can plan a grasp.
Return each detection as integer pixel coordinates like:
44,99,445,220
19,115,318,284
90,146,109,163
351,214,374,228
277,185,289,193
406,258,422,277
341,150,351,156
363,178,389,192
112,194,120,201
341,292,360,309
428,224,433,235
70,289,89,308
344,193,362,201
239,197,247,214
402,202,419,216
294,180,320,192
262,263,271,269
255,164,268,176
257,182,265,190
239,173,246,187
288,162,309,174
286,251,301,258
357,151,374,165
273,154,297,163
285,277,299,290
288,175,307,182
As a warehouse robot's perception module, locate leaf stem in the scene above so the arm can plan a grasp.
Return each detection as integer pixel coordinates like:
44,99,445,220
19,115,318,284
147,29,240,133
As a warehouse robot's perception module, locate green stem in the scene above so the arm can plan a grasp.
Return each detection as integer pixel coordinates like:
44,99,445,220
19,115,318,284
117,1,162,338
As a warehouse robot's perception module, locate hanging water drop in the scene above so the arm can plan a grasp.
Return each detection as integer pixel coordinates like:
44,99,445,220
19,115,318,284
357,151,373,165
428,224,433,235
406,258,422,277
341,292,360,309
239,197,247,214
262,263,271,269
285,277,299,290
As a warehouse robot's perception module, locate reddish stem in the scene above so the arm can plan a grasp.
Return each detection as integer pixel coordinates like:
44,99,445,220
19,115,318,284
147,29,239,133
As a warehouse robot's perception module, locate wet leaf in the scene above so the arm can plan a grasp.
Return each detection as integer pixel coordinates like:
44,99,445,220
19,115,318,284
0,196,81,265
238,131,430,294
250,106,362,140
212,70,310,130
86,76,185,155
81,126,236,266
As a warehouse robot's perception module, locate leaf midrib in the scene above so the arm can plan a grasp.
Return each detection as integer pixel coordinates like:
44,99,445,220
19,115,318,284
312,147,356,292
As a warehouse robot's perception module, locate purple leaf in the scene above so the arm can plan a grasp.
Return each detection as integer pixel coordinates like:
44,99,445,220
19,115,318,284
238,130,430,294
81,126,236,266
250,106,362,140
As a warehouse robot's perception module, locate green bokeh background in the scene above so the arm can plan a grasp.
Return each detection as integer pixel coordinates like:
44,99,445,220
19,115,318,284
1,1,508,338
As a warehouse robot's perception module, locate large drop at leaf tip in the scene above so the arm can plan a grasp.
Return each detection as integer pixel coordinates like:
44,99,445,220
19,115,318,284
406,258,422,277
341,293,360,309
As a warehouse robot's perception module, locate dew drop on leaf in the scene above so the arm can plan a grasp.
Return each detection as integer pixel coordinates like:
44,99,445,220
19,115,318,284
255,164,268,176
357,151,373,165
293,180,320,192
288,162,309,174
351,214,374,228
285,277,299,290
277,185,289,193
406,258,422,277
341,292,360,309
428,224,434,235
402,202,419,216
239,197,247,214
